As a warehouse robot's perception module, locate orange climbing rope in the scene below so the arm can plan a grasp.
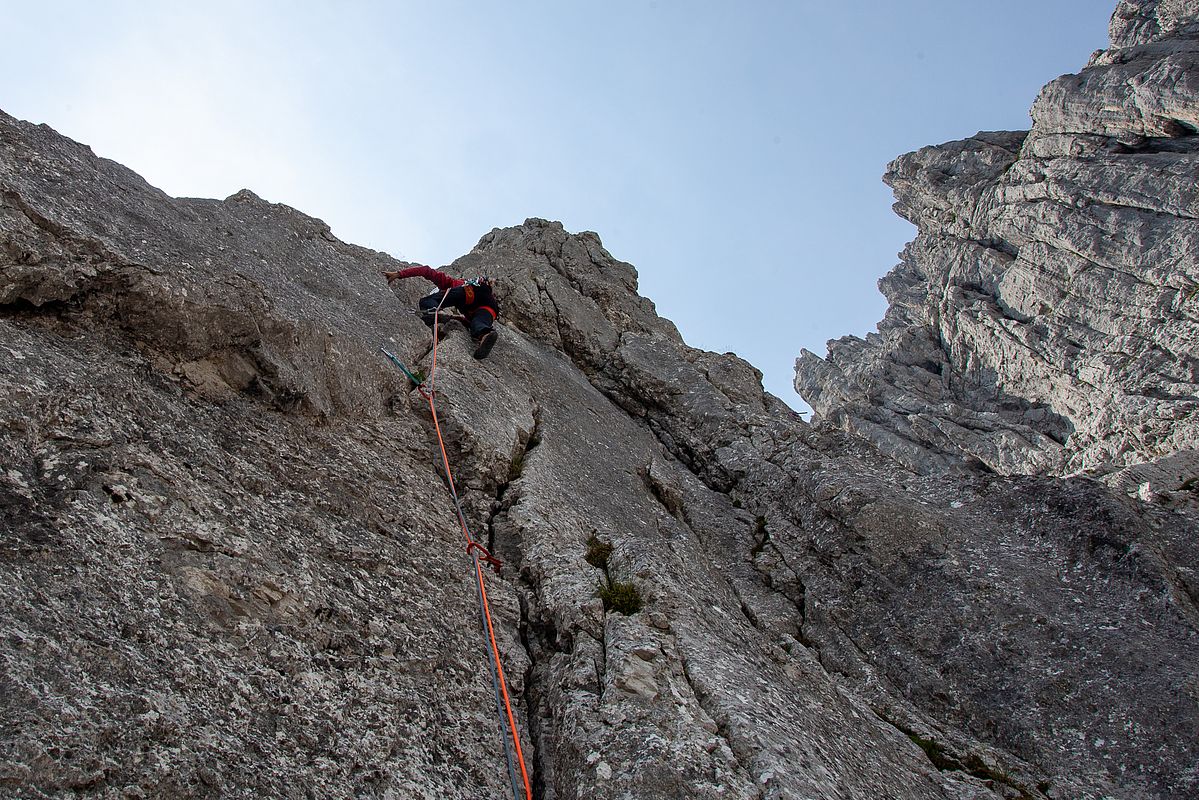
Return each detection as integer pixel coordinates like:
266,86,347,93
417,291,533,800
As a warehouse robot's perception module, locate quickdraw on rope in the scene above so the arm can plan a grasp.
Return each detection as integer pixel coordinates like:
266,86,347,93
379,347,423,387
467,539,504,572
382,289,533,800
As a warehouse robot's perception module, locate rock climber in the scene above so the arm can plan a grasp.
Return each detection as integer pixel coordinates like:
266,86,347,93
382,265,500,359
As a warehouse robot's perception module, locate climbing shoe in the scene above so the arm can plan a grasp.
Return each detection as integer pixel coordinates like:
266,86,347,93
473,330,498,360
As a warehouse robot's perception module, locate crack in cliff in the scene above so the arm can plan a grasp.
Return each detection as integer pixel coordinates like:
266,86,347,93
530,236,579,295
516,591,547,800
549,346,832,656
639,462,684,521
459,402,553,798
1011,208,1189,289
1083,193,1199,222
486,405,542,556
644,413,737,493
871,711,1040,799
956,233,1019,260
3,187,74,239
642,454,815,659
748,514,812,645
596,616,608,706
380,335,553,796
677,650,764,799
538,285,587,376
1050,273,1189,324
416,339,434,369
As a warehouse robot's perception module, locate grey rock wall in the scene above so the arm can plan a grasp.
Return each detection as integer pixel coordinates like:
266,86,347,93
3,4,1198,796
795,0,1199,503
464,218,1199,800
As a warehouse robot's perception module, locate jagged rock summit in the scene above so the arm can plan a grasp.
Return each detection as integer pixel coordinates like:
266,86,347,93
2,2,1197,799
795,0,1199,505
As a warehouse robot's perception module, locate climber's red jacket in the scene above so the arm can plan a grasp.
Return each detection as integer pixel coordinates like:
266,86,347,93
385,266,500,320
391,265,463,291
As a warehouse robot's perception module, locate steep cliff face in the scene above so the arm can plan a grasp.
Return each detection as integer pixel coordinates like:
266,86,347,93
795,0,1199,499
2,5,1198,799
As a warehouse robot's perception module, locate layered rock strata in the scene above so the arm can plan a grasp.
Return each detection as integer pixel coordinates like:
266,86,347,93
795,0,1199,500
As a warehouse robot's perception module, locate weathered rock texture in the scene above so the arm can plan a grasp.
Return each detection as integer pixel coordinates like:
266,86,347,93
2,4,1198,799
796,0,1199,503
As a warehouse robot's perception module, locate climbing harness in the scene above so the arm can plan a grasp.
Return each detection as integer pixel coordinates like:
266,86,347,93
382,288,533,800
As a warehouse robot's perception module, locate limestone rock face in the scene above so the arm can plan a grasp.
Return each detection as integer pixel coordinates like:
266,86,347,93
1110,0,1199,48
795,0,1199,501
3,6,1199,797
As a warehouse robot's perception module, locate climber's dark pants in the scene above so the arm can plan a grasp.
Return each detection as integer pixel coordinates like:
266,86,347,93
419,289,496,340
465,307,497,339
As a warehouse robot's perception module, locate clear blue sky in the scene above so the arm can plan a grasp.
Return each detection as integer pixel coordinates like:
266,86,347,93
2,1,1112,409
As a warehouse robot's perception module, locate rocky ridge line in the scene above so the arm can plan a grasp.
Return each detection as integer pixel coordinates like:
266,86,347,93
794,0,1199,506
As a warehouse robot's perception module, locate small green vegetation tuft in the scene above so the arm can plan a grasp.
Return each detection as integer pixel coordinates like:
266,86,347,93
905,732,1016,788
508,451,525,481
585,535,614,570
586,535,646,615
598,579,644,615
907,732,955,770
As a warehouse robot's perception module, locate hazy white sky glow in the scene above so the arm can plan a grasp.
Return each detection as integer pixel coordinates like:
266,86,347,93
3,1,1111,408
